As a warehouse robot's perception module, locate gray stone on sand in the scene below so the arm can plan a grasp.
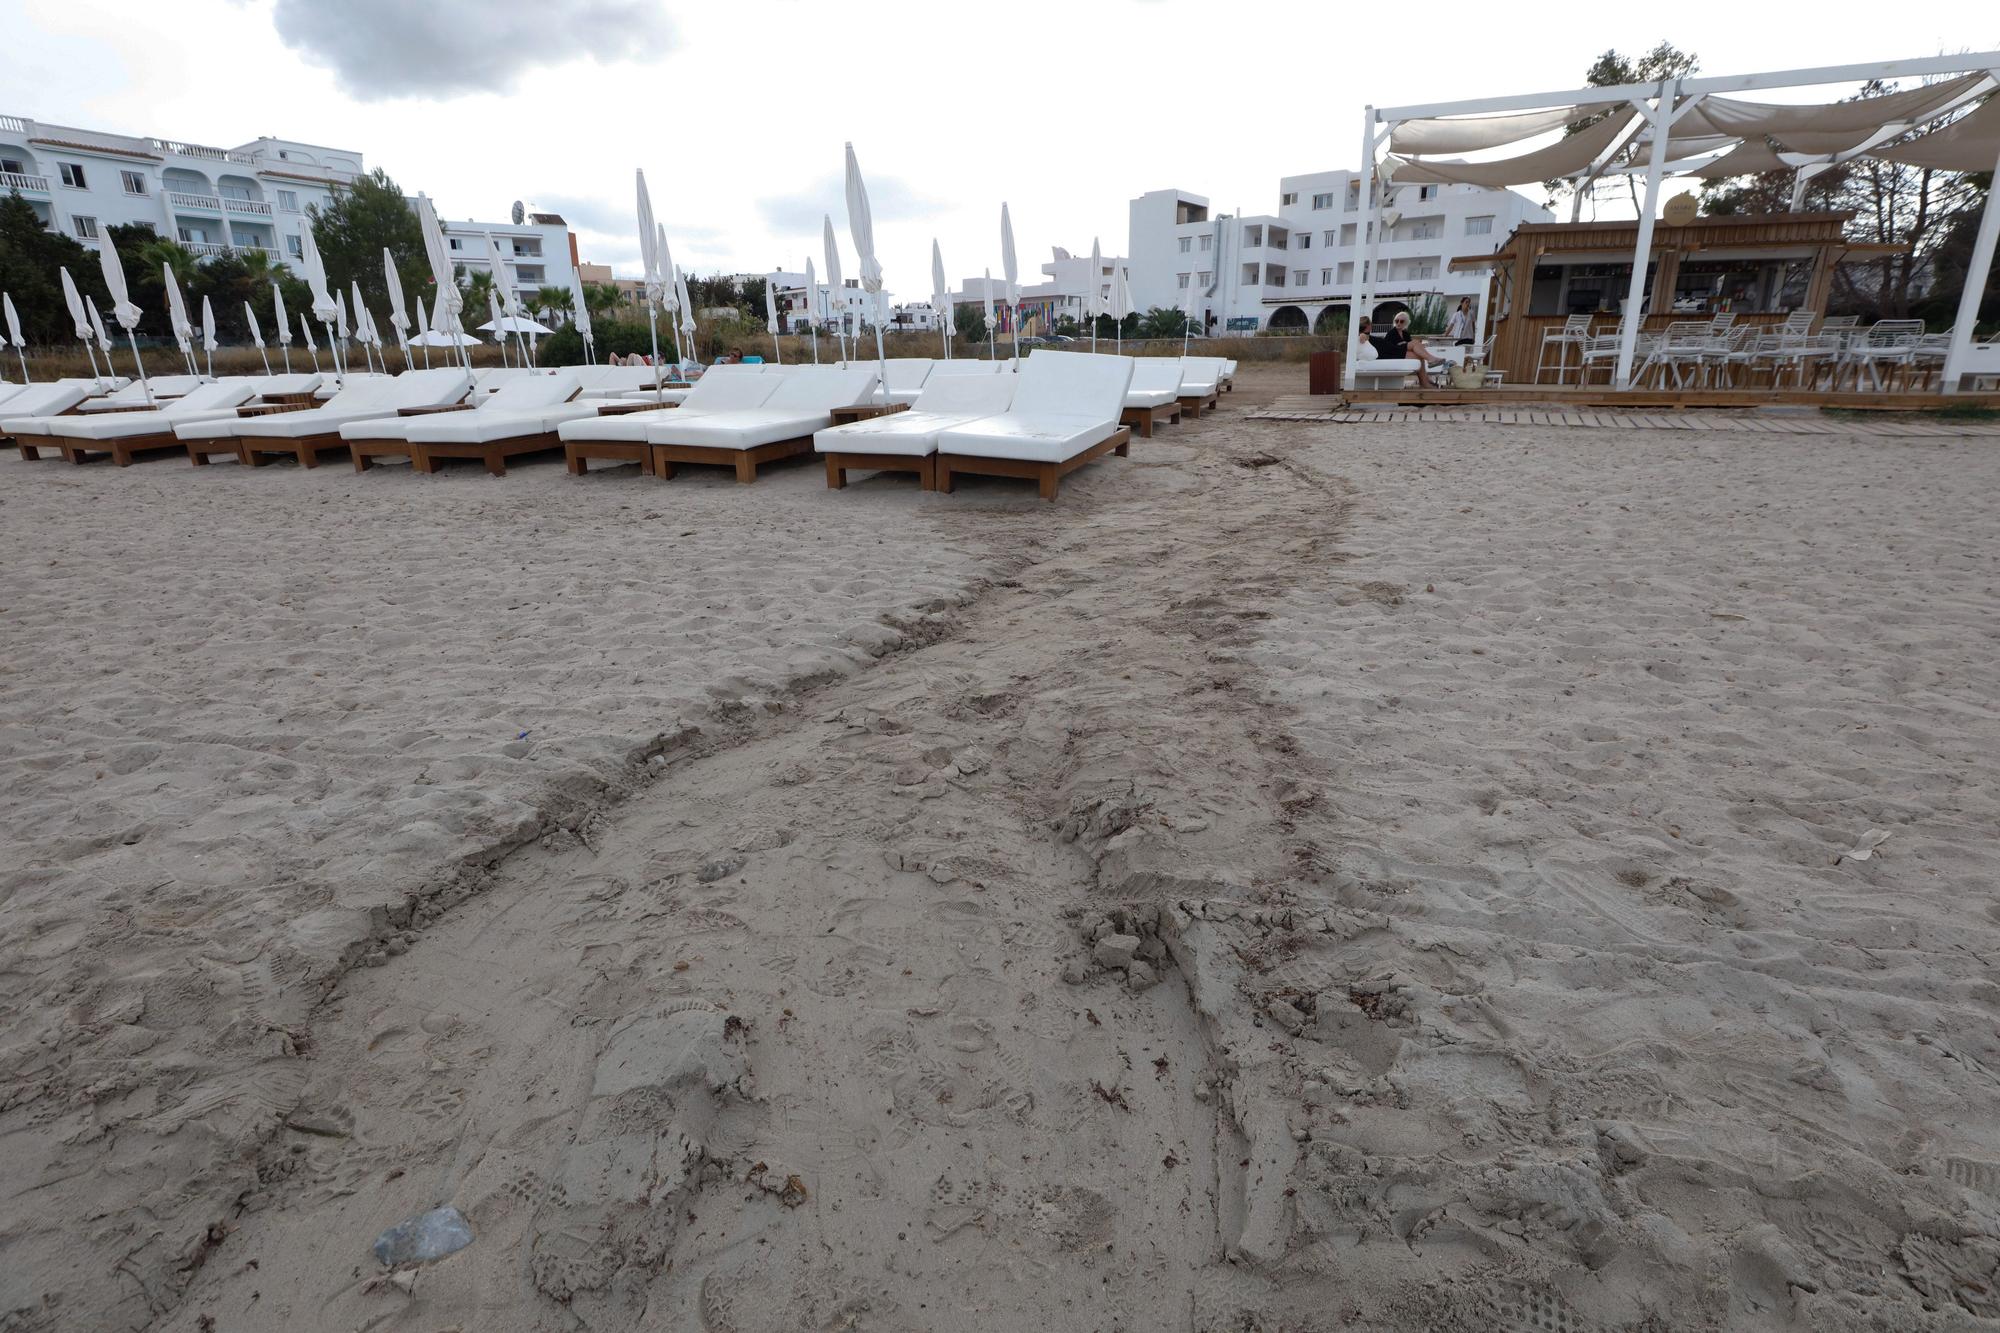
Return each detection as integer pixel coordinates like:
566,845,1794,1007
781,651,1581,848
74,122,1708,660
372,1206,473,1267
1094,933,1141,970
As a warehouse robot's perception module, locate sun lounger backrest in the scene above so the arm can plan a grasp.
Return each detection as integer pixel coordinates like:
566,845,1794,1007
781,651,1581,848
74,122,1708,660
1010,351,1132,421
881,359,933,393
761,366,880,411
168,380,261,413
570,365,656,393
681,369,779,412
1179,356,1226,388
0,382,91,418
1129,359,1185,393
912,374,1016,416
927,360,999,378
484,371,581,410
250,373,321,397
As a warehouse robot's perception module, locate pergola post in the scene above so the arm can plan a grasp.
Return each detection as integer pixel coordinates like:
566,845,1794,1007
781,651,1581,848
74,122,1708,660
1940,142,2000,394
1343,107,1379,390
1614,80,1679,389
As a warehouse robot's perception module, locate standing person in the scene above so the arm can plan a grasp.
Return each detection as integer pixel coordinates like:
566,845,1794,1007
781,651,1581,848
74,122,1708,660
1445,296,1476,346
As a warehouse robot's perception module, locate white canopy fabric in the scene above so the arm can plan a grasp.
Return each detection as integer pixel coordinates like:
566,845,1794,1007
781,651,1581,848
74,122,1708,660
479,315,554,335
300,224,336,322
1114,267,1133,325
1696,73,1985,149
59,268,90,341
199,295,217,353
3,292,22,349
484,233,518,316
299,314,317,352
636,169,664,308
982,267,995,333
164,264,194,351
930,239,948,353
272,281,292,345
1001,202,1019,307
657,225,675,318
844,143,884,297
98,238,140,330
383,247,410,338
244,301,265,348
334,287,350,341
1086,238,1103,320
821,215,844,322
349,282,371,346
1686,138,1793,180
415,193,461,332
764,279,779,335
1878,93,2000,171
414,292,431,340
410,328,480,347
1384,110,1636,187
674,266,694,352
87,297,112,348
570,283,592,343
1390,105,1583,155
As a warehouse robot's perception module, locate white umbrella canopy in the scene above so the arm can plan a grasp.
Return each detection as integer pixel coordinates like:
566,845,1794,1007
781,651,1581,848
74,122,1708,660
674,266,695,360
842,142,886,380
3,292,26,382
163,263,194,360
410,328,482,348
334,287,350,342
636,170,663,306
413,192,466,367
1001,202,1020,356
59,268,89,342
87,297,111,350
763,277,781,363
931,239,949,357
300,224,336,321
821,214,846,360
382,247,410,338
570,282,593,352
243,300,272,373
982,267,996,358
804,256,819,362
478,314,555,335
299,313,317,352
272,282,292,344
199,295,217,376
1087,237,1103,349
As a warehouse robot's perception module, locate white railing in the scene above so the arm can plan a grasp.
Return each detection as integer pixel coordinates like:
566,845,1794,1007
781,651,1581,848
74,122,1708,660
150,138,258,165
183,241,229,256
168,191,222,211
223,197,272,216
0,114,26,134
1,170,49,193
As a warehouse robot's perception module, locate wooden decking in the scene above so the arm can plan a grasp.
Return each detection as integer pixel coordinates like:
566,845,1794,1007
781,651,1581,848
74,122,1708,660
1252,395,2000,437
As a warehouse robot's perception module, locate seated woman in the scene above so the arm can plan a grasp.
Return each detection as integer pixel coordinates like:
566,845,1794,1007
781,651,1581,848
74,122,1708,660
1379,311,1450,387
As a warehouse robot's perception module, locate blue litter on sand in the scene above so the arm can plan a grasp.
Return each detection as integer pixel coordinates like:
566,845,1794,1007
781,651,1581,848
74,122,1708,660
516,731,530,740
372,1206,474,1267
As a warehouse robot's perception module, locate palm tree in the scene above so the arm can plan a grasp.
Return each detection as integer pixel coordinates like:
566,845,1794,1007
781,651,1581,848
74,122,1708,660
458,266,496,321
532,284,571,325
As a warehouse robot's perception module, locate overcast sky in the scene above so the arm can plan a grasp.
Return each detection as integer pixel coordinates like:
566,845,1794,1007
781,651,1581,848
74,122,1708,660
7,0,1993,294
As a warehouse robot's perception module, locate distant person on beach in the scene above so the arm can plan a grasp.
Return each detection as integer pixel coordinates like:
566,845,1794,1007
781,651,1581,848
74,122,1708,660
1446,297,1476,345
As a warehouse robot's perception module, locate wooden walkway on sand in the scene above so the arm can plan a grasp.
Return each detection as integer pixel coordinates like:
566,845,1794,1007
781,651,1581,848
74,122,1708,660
1250,396,2000,437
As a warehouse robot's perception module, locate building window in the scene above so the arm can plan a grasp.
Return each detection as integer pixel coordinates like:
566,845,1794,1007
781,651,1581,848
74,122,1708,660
1268,227,1288,250
1242,225,1262,248
1417,185,1436,201
1324,230,1338,246
120,170,146,195
59,162,87,189
1196,271,1210,285
1265,265,1286,287
1417,263,1436,279
1406,219,1442,241
286,234,303,257
72,214,99,239
1466,214,1494,236
1297,232,1311,249
1293,269,1308,285
448,237,462,250
277,189,299,212
1280,191,1297,206
1337,262,1353,284
1241,263,1260,286
0,157,22,175
1321,268,1332,284
177,225,208,244
1345,182,1359,210
1197,234,1211,251
1177,236,1191,253
1312,192,1334,209
1176,273,1190,289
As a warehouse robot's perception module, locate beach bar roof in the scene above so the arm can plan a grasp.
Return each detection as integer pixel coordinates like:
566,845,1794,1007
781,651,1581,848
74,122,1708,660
1344,51,2000,392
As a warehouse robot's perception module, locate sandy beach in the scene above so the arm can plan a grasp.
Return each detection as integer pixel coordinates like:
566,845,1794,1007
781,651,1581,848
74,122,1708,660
4,370,2000,1332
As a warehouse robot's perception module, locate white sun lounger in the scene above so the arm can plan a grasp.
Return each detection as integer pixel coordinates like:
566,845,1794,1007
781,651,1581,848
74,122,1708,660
816,373,1018,491
2,381,102,447
558,366,778,474
312,371,391,401
874,358,934,406
72,375,207,412
1175,357,1225,416
251,372,323,401
935,350,1134,501
1121,359,1184,436
926,360,1002,380
175,367,475,467
30,379,270,464
341,370,586,473
645,365,880,483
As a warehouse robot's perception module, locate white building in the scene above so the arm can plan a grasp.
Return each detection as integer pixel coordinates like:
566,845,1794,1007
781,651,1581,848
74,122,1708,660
1,114,364,265
948,249,1132,335
441,212,578,314
1128,174,1551,334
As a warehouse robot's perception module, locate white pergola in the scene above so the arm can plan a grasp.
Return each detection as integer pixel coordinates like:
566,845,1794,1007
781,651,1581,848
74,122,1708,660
1343,53,2000,392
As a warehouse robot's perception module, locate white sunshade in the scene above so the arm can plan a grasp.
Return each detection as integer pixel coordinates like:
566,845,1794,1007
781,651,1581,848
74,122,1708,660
844,142,883,296
1087,238,1103,319
3,292,22,349
982,268,995,331
244,301,265,348
1385,111,1636,188
1390,104,1583,155
97,234,140,330
415,194,461,332
1878,93,2000,172
1694,73,1987,152
571,283,592,341
383,247,410,338
1686,138,1794,180
200,295,217,353
272,281,292,345
300,224,336,322
764,278,779,334
478,315,554,335
637,169,664,307
822,215,844,314
59,268,89,341
1001,202,1019,307
164,264,194,350
484,233,518,316
410,328,481,347
87,297,111,348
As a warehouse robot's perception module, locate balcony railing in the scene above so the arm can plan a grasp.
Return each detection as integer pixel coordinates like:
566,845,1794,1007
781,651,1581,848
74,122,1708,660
223,197,272,216
1,170,49,193
0,114,27,134
168,191,222,211
183,241,230,256
150,138,259,165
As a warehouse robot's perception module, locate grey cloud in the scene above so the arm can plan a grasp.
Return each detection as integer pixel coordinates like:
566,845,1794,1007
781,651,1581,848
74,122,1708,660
756,172,939,238
268,0,674,100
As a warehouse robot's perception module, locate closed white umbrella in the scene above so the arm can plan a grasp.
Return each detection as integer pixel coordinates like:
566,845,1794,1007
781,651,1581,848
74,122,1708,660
570,282,593,363
484,231,531,366
299,311,320,373
634,169,668,396
199,294,217,376
1001,202,1020,359
1087,237,1103,352
87,297,112,364
931,240,951,358
3,292,27,382
804,257,818,363
300,222,342,377
163,263,195,373
1111,264,1132,355
822,215,847,365
486,287,506,365
1183,264,1201,355
412,286,432,367
982,268,996,360
59,267,105,385
383,247,411,371
244,300,272,375
414,193,467,370
271,281,293,373
96,232,153,403
347,280,374,374
842,142,887,384
764,276,782,364
674,266,696,366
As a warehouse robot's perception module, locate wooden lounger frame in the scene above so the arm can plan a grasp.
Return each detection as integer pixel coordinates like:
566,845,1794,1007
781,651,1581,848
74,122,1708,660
652,435,813,484
237,432,351,468
935,425,1131,502
19,431,190,466
822,451,937,491
1177,388,1221,418
1120,401,1181,437
565,440,656,476
411,431,566,477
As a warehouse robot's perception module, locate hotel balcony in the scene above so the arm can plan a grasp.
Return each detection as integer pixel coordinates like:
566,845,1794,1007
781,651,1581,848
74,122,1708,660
168,190,223,212
224,196,273,217
2,170,49,194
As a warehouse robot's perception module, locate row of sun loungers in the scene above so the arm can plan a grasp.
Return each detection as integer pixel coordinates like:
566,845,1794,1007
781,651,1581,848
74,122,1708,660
1,353,1226,500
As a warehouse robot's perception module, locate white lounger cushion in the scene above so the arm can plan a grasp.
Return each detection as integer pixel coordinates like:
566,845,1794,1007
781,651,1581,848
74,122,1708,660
815,374,1018,458
927,360,1001,379
936,350,1132,464
2,382,95,431
557,368,780,444
338,371,580,442
1177,356,1225,393
182,368,472,441
1124,358,1182,409
648,366,880,451
50,380,263,439
877,358,934,405
569,365,660,393
74,375,206,411
252,373,322,397
403,403,598,444
556,415,654,444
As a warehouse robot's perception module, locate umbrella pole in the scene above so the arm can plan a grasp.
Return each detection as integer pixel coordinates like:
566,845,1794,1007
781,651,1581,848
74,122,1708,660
307,345,319,374
282,344,291,374
125,331,154,407
15,347,28,383
646,305,664,406
873,320,886,390
81,339,98,385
